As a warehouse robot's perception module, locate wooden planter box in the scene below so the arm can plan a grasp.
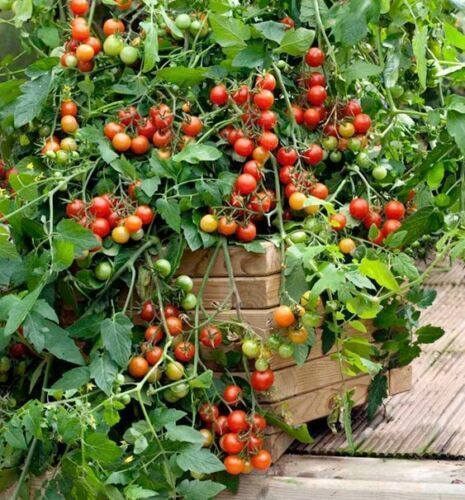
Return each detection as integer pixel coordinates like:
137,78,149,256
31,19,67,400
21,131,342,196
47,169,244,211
180,243,413,462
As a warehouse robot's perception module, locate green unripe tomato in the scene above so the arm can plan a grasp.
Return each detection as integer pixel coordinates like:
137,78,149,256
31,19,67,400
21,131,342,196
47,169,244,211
348,138,361,152
55,150,69,165
171,382,190,398
115,373,125,385
155,258,171,278
302,311,321,329
322,136,338,151
356,152,371,168
16,361,26,376
147,367,162,383
329,151,342,163
289,230,308,243
7,397,17,408
189,20,201,34
241,339,260,359
181,293,197,310
303,217,323,233
175,13,191,30
0,373,8,383
120,394,131,405
435,193,451,208
104,35,124,56
163,388,179,403
64,54,78,68
166,361,184,381
278,343,294,359
130,229,144,241
120,46,139,65
95,261,113,281
0,356,11,372
277,59,287,69
372,165,388,180
390,85,404,98
176,274,194,292
267,335,281,352
39,125,51,137
254,357,269,371
45,150,56,160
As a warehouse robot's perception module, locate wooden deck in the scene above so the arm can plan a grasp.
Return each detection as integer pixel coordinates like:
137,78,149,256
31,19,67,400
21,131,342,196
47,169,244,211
223,261,465,498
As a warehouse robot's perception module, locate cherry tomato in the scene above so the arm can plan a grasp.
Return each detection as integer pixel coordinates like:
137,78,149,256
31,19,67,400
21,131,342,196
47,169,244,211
307,85,327,106
256,110,277,129
163,304,179,319
115,0,131,9
223,385,242,406
165,361,184,381
9,343,28,359
95,261,113,281
349,198,369,220
302,144,323,165
69,0,89,15
363,210,382,229
288,327,309,344
290,104,304,124
251,450,272,470
130,135,150,155
165,316,182,336
181,116,203,137
307,71,326,87
118,106,140,126
66,199,85,218
277,147,297,166
112,226,130,244
343,99,362,117
249,191,272,213
243,161,262,181
310,182,329,200
90,217,111,238
242,339,260,359
289,192,307,211
140,300,156,322
236,222,256,242
382,219,402,236
279,166,293,184
174,341,195,362
258,131,279,151
152,129,173,148
200,325,222,348
61,115,79,134
104,122,124,140
145,325,163,344
303,107,321,129
251,413,267,431
124,215,143,233
210,84,229,106
284,183,298,198
200,214,218,233
273,305,295,328
227,410,249,433
137,118,156,138
84,36,102,55
112,132,132,152
234,137,254,157
253,89,274,110
61,99,78,117
339,238,356,254
256,73,276,91
220,433,245,454
251,369,274,391
247,433,264,452
235,173,257,195
224,456,244,476
72,22,90,42
384,200,405,220
252,146,270,164
76,44,95,62
103,18,125,36
213,415,229,435
305,47,325,67
280,16,295,29
232,85,250,105
353,113,372,134
329,213,347,231
154,104,173,130
199,403,220,423
128,356,149,379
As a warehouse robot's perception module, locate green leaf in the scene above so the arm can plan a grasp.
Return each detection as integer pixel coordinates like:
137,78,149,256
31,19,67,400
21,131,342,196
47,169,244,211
14,73,53,128
275,28,315,56
0,228,20,260
166,425,205,444
52,240,75,272
177,479,226,500
150,407,186,431
312,263,346,296
346,296,382,319
23,311,47,352
157,67,208,87
210,14,251,48
51,367,91,391
426,163,444,189
14,0,32,23
384,52,400,88
367,372,388,420
300,0,329,26
37,26,60,48
43,321,85,365
359,258,399,291
85,433,122,466
8,173,38,201
4,425,27,450
182,217,203,251
140,21,159,73
5,285,43,336
252,21,286,43
156,198,181,233
97,137,119,164
90,353,118,395
232,45,266,68
140,177,161,198
265,412,314,444
412,25,427,90
189,370,213,388
67,313,105,339
284,246,308,302
348,320,367,333
101,314,133,368
445,23,465,50
56,219,100,256
416,325,444,344
343,61,382,84
173,144,222,164
241,240,266,254
333,0,380,47
124,485,158,499
447,110,465,155
111,157,137,180
177,445,225,473
399,207,444,246
391,253,419,281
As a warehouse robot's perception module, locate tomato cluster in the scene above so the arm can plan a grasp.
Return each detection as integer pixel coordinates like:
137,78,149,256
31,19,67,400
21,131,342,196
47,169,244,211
198,399,272,475
66,193,154,246
104,104,203,156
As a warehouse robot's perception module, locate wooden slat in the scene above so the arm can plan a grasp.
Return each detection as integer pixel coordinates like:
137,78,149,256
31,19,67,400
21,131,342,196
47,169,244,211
265,431,295,463
192,275,281,309
389,366,413,395
177,242,282,277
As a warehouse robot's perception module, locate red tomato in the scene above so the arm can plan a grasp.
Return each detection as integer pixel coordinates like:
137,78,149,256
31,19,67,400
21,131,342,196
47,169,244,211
284,182,298,198
291,104,304,124
174,341,195,362
164,304,180,318
310,182,329,200
200,326,222,348
251,450,272,470
253,89,274,110
228,128,245,145
343,99,362,117
145,346,163,365
235,173,257,195
277,147,297,166
251,369,274,391
305,47,325,67
9,342,29,359
210,84,229,106
307,85,327,106
349,198,369,220
353,113,371,134
384,200,405,220
251,413,267,431
324,123,338,137
103,18,125,36
90,217,111,238
181,116,203,137
363,210,382,229
223,385,242,406
247,433,264,452
218,217,238,236
135,205,154,225
166,316,183,336
249,191,272,213
243,161,262,181
108,212,121,229
66,199,85,218
279,166,293,184
256,73,276,91
71,22,90,41
306,71,326,87
154,104,173,130
77,60,94,73
118,106,140,126
61,99,78,117
303,107,321,129
152,129,173,148
382,219,402,236
104,122,124,140
199,403,219,423
302,144,323,165
131,135,150,155
89,196,112,218
69,0,89,15
232,85,250,105
234,137,254,157
213,415,229,435
140,300,156,322
84,36,102,55
137,118,157,139
329,213,347,231
236,222,257,242
145,325,163,344
256,110,277,130
227,410,249,433
258,131,279,151
280,16,295,29
220,433,245,454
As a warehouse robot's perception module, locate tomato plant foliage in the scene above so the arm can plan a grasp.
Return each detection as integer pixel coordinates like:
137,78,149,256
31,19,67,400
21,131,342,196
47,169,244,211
0,0,465,497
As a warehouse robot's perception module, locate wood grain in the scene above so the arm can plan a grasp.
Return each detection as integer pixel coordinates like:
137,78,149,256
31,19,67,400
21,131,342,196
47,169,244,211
176,242,282,277
192,274,281,309
389,365,413,395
